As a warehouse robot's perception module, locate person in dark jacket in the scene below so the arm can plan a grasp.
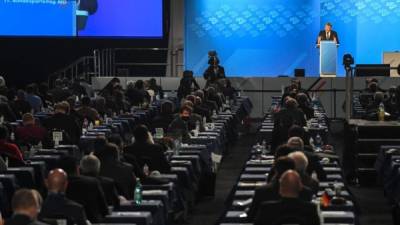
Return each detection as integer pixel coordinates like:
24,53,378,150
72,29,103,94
248,157,313,221
11,90,32,119
296,93,314,120
177,70,200,100
151,101,175,133
40,169,88,225
58,156,109,223
272,97,306,150
124,125,171,174
43,102,81,144
6,189,48,225
80,155,121,209
254,170,320,225
126,80,150,107
95,143,136,199
168,106,192,142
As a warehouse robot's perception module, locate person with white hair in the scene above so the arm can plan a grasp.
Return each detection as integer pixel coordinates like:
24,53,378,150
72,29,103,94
288,151,319,193
287,136,304,151
80,155,121,209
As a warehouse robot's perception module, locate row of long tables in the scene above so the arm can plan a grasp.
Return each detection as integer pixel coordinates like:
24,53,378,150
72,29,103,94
1,96,252,225
219,96,356,225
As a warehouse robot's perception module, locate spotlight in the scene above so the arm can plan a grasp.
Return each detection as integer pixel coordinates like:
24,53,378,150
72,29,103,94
343,54,354,68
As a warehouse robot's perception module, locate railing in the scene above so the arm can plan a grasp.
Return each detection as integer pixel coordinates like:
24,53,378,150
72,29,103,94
49,47,184,87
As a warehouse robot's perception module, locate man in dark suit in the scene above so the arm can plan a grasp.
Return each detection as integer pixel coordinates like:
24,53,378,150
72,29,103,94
6,189,48,225
80,155,121,209
43,102,81,145
287,136,327,181
254,170,320,225
248,157,313,221
317,22,339,45
40,169,88,225
288,151,319,194
168,106,192,142
272,98,306,150
58,156,108,223
124,125,171,174
95,143,137,199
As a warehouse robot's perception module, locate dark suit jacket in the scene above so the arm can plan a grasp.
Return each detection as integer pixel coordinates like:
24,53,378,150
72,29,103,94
272,108,307,149
40,193,87,225
6,214,48,225
247,180,313,220
82,174,120,209
317,30,339,44
168,117,190,142
254,198,320,225
65,175,108,223
303,150,327,181
99,158,136,199
203,66,226,80
43,113,81,144
124,142,171,174
151,114,175,133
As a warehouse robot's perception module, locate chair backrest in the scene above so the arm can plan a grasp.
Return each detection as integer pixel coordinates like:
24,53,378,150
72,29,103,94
3,167,35,188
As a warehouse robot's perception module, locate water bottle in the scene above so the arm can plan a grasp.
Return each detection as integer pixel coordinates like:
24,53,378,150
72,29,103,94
195,120,200,132
315,134,323,150
134,178,142,205
143,164,150,177
378,102,385,121
88,122,94,130
203,116,207,126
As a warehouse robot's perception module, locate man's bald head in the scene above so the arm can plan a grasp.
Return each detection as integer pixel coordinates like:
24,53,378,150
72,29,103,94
279,170,303,198
46,168,68,193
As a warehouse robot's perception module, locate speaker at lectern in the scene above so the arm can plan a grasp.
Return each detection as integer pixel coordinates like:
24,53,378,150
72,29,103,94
319,41,338,77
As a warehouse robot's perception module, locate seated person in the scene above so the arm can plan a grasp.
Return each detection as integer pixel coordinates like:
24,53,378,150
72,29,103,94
0,125,24,165
254,170,320,225
80,155,121,209
248,157,313,220
186,95,210,120
126,80,150,107
40,169,88,225
15,113,47,145
25,84,43,113
124,125,171,174
288,151,319,194
151,101,175,133
222,79,237,101
168,106,192,142
148,78,164,99
11,90,32,119
58,156,108,223
177,70,200,100
76,96,100,122
181,101,205,131
95,143,136,199
43,102,81,144
287,136,326,181
296,93,314,120
272,97,306,150
6,189,46,225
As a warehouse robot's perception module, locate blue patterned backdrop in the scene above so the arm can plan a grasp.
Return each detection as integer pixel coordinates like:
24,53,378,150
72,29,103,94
185,0,400,76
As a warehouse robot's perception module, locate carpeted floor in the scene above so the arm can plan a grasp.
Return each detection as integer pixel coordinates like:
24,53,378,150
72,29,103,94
186,133,253,225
